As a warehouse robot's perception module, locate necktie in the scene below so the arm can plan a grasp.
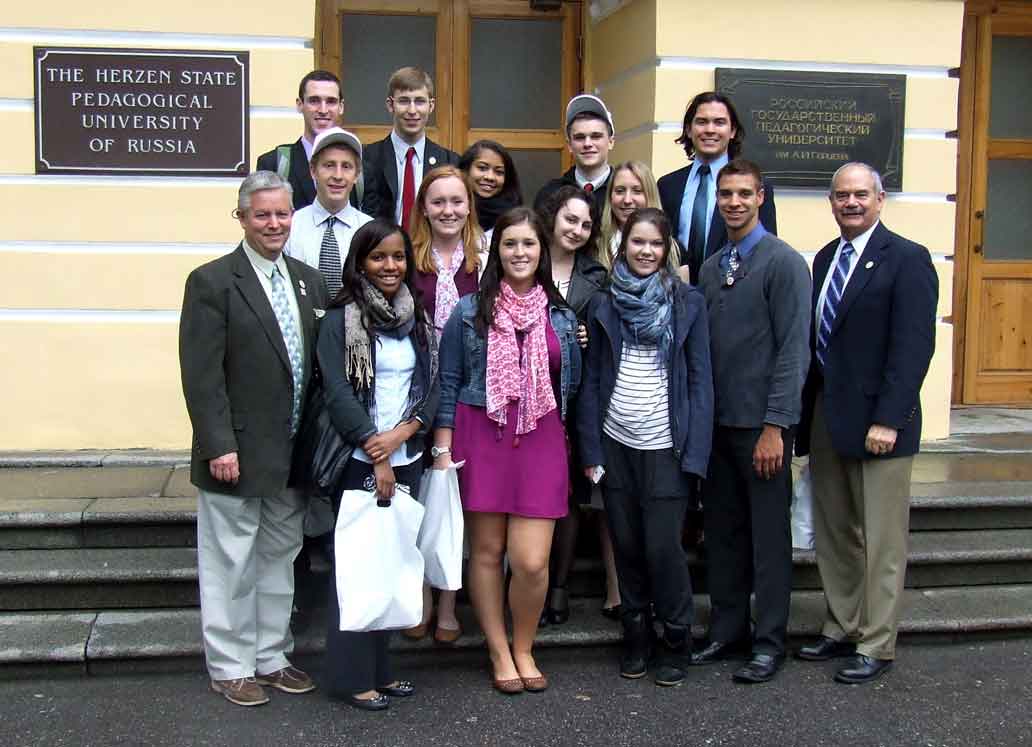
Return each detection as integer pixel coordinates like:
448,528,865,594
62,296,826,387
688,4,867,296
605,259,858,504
583,182,594,195
270,266,305,436
726,245,740,285
686,163,711,282
317,216,342,298
816,242,855,367
401,146,416,232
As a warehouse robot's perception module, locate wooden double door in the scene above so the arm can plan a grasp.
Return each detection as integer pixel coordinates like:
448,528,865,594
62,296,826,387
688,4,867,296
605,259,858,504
957,1,1032,403
317,0,582,201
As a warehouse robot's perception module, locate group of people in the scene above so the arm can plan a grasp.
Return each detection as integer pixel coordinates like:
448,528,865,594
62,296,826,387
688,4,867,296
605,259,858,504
178,65,939,711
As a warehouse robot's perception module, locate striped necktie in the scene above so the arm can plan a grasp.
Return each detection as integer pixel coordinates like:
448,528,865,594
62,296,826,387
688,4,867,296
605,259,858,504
816,241,855,367
317,216,342,297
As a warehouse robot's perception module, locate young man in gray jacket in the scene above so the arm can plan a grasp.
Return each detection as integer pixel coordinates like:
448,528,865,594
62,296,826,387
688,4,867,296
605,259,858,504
693,159,811,684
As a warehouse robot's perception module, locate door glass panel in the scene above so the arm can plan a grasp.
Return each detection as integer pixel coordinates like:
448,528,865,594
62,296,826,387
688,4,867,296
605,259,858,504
509,150,563,206
984,158,1032,260
340,13,437,126
989,35,1032,139
469,18,562,130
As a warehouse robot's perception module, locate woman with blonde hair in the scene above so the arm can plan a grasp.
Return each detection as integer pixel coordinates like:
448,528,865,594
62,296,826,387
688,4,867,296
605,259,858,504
599,161,684,277
405,165,485,644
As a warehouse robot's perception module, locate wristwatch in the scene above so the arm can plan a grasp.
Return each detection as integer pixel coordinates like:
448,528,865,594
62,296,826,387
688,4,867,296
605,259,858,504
431,446,452,458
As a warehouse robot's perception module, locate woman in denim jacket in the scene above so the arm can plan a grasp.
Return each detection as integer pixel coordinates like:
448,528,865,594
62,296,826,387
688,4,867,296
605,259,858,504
432,206,581,694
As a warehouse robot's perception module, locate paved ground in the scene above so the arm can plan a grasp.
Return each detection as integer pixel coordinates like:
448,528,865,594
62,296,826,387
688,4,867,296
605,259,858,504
4,639,1032,747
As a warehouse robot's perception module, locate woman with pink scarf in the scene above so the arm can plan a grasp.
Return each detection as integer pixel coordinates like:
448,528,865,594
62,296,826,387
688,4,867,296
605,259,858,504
432,206,582,694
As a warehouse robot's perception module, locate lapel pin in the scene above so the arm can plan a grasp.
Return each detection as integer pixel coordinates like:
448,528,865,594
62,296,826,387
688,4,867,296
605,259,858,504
726,276,735,287
865,261,874,269
429,156,437,166
298,279,307,296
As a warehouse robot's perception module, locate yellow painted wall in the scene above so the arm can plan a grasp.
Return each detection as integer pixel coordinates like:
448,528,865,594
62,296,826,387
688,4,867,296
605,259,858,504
1,1,315,449
590,0,963,439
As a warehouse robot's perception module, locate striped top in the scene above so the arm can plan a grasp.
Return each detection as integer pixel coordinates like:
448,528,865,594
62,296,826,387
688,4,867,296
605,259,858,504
603,343,673,450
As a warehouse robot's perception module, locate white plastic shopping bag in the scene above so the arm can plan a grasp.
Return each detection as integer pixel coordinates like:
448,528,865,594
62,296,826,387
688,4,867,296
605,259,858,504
334,486,425,631
791,460,815,550
417,461,465,590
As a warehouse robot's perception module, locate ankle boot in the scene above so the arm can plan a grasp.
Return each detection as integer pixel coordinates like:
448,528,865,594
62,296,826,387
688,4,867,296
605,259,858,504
654,623,692,687
620,612,652,679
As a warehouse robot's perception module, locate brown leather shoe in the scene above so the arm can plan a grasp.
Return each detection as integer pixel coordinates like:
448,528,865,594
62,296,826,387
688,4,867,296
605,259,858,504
520,674,549,693
255,665,316,694
402,621,431,640
210,677,270,706
434,623,462,645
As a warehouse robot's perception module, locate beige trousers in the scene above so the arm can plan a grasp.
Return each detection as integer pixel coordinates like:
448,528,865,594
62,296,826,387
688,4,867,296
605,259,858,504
809,398,914,660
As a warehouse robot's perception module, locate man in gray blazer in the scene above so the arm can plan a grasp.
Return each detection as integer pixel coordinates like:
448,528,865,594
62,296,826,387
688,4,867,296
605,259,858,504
179,171,329,706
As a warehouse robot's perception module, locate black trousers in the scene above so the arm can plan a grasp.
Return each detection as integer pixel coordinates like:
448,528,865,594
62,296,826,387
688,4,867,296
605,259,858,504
601,435,694,630
702,425,793,656
324,458,422,697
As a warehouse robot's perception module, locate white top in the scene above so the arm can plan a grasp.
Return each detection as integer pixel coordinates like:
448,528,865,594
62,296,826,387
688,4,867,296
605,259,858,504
353,334,422,467
285,199,373,274
391,130,427,225
603,343,672,450
241,241,303,354
815,220,880,322
574,165,611,192
556,277,571,299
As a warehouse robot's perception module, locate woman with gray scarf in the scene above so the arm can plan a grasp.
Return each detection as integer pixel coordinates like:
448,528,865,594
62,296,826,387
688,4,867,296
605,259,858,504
317,219,439,711
576,208,714,688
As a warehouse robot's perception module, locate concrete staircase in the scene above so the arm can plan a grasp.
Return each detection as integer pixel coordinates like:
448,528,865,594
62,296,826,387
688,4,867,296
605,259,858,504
2,433,1032,676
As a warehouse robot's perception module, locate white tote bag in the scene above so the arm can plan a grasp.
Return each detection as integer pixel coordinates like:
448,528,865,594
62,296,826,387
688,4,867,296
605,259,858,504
334,486,426,632
791,460,816,550
416,462,465,591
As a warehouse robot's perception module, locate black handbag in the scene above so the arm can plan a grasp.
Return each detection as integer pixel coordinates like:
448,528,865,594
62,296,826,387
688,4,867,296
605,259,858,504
290,367,354,498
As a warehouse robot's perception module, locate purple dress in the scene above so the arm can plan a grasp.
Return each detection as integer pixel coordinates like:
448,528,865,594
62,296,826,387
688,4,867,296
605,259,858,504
451,323,569,519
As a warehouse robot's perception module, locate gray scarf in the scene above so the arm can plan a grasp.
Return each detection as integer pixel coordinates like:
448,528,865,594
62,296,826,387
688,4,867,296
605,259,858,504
344,277,416,390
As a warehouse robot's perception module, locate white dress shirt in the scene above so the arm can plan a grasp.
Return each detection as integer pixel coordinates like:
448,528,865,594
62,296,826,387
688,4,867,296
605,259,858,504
815,220,881,322
352,335,422,467
574,165,611,192
242,241,303,355
391,130,426,225
285,199,373,274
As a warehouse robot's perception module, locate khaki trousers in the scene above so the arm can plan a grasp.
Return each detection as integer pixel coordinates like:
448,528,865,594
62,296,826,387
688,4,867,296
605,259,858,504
197,488,304,680
810,398,913,659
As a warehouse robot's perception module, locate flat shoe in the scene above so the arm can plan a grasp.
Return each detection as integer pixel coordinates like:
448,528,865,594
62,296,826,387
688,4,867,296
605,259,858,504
492,677,525,695
401,622,431,640
796,636,856,662
520,674,549,692
434,623,462,645
377,680,415,697
732,653,785,684
601,604,622,621
346,693,389,711
835,654,893,684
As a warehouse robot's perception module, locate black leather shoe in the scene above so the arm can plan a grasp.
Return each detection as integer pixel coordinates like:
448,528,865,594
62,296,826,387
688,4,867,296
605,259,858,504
835,655,893,684
732,653,785,684
796,636,856,661
377,680,415,697
346,693,390,711
690,639,750,665
620,612,652,679
654,624,691,687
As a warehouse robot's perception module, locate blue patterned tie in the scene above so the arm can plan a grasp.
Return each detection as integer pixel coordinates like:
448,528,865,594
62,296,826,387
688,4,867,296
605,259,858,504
816,242,855,367
270,265,304,435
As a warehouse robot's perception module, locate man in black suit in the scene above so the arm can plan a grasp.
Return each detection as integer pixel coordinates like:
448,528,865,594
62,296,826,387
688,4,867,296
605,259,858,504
657,92,778,284
180,171,329,706
361,66,459,228
256,70,345,210
795,162,937,684
533,94,615,217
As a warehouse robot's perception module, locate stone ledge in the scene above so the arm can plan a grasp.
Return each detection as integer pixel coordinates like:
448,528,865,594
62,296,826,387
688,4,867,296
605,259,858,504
0,547,198,585
0,451,190,469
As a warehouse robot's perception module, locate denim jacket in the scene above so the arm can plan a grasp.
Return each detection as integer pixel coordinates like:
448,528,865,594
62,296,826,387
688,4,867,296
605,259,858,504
435,293,581,428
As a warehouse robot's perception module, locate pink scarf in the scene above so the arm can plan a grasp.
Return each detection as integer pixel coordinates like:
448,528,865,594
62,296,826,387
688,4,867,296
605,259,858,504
486,282,556,436
432,243,465,340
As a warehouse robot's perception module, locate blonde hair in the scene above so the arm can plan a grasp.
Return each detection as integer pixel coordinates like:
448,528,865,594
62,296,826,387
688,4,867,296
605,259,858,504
409,166,484,275
599,160,680,271
388,66,434,98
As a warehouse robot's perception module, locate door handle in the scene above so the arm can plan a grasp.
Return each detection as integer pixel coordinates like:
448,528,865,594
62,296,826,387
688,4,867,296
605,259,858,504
973,209,984,255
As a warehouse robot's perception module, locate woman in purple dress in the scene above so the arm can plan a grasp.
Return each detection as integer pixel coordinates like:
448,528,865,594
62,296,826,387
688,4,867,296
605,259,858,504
432,207,582,694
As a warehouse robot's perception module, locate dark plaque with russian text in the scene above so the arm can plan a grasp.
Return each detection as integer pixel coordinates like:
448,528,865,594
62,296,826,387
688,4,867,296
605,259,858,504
34,47,249,176
716,68,905,191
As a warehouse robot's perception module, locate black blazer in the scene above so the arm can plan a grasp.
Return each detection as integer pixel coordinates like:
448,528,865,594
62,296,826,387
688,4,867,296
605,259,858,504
796,222,938,460
256,140,316,210
564,252,608,320
533,167,610,218
657,164,778,263
361,135,459,222
179,244,329,496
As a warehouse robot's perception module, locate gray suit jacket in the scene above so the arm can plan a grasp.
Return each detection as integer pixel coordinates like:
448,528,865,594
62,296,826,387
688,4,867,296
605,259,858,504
179,243,329,496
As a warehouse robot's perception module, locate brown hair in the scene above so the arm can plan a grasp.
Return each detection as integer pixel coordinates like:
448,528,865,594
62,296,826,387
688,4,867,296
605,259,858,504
387,66,435,98
675,91,744,160
408,166,484,275
717,158,764,191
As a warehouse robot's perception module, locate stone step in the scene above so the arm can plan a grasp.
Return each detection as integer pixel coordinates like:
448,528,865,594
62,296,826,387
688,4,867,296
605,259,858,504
4,481,1032,550
3,528,1031,611
4,584,1030,676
